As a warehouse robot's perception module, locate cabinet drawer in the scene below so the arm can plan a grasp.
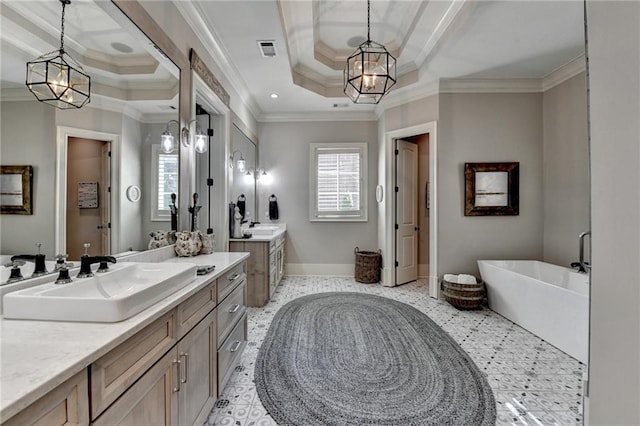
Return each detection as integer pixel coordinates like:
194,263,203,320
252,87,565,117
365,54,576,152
217,262,246,301
2,370,89,426
217,282,246,346
90,309,177,419
217,313,247,395
177,279,217,338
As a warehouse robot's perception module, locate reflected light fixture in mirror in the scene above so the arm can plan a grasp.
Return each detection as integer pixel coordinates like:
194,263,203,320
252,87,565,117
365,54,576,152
161,120,191,154
26,0,91,109
188,119,208,154
230,150,246,172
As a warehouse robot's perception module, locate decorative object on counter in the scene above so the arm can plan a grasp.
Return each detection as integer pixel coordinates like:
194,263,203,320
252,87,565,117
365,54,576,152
189,193,202,232
148,230,175,250
196,265,215,275
199,231,215,254
170,192,178,231
174,231,203,257
237,194,246,219
464,162,519,216
255,292,496,425
26,0,91,109
1,165,33,215
354,247,382,283
268,194,279,220
233,206,243,239
441,274,486,310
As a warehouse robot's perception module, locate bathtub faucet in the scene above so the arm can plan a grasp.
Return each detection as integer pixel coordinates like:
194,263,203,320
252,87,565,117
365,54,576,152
572,231,591,273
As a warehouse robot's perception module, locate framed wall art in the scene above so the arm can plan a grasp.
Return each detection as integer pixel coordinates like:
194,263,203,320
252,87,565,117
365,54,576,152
0,165,33,215
464,162,519,216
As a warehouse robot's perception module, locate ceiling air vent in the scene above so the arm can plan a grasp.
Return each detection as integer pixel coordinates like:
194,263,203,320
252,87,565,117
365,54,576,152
257,40,277,58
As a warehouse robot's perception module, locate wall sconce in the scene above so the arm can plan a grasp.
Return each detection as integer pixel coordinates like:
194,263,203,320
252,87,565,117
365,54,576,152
187,119,208,154
26,0,91,109
160,120,189,154
230,150,246,172
245,168,269,182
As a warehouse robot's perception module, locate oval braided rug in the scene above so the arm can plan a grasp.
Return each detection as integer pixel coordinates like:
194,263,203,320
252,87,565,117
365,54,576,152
254,292,496,426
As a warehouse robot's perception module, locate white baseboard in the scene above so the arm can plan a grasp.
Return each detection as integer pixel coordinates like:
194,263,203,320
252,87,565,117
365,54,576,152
286,263,354,276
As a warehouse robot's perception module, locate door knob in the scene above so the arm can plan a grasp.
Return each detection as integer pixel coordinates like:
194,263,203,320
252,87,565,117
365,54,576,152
97,225,105,229
414,226,420,231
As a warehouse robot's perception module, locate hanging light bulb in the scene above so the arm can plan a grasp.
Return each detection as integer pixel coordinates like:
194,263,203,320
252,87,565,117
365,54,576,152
26,0,91,109
161,120,179,154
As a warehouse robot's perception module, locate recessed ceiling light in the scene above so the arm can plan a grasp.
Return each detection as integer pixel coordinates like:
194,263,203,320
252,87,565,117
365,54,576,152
111,42,133,53
270,93,279,99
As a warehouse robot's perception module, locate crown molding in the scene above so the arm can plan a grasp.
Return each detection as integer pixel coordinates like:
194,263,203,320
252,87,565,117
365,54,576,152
439,78,543,93
377,80,440,114
172,0,262,121
259,110,378,123
542,55,586,91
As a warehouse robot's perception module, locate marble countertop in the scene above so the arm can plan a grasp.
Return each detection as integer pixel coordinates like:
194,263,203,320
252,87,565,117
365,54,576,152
0,251,249,421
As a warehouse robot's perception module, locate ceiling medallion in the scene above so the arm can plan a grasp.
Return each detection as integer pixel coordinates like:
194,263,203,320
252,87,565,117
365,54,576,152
343,0,396,104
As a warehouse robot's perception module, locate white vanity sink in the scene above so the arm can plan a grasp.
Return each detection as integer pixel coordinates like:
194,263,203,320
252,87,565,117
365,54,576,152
2,262,197,322
250,225,281,235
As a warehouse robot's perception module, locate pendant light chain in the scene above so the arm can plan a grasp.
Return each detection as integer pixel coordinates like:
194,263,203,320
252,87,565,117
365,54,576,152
59,0,67,53
367,0,371,43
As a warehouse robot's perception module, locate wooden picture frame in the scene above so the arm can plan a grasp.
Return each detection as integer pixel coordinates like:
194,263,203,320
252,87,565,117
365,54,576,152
1,165,33,215
464,162,519,216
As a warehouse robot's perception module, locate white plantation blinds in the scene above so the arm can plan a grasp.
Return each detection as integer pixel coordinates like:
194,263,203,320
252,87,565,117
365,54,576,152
151,145,178,221
310,143,368,222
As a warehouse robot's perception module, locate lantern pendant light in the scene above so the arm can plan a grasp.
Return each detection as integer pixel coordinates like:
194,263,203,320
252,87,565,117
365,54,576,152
343,0,396,104
26,0,91,109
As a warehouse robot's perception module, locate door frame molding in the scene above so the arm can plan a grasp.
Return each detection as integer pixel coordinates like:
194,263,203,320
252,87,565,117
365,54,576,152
55,126,120,257
383,122,438,297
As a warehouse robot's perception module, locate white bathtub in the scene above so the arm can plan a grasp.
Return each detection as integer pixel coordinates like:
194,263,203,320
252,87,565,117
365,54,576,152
477,260,589,364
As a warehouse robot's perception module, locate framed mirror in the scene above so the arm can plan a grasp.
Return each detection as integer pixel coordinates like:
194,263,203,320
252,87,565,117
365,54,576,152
0,0,182,266
230,124,258,229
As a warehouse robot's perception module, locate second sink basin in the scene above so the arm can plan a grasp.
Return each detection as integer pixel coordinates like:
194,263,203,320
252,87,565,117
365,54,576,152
2,262,197,322
250,225,281,235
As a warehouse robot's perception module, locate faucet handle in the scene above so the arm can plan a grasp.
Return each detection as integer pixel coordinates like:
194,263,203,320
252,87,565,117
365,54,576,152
4,260,25,283
83,243,91,256
4,260,25,268
35,242,42,254
55,254,68,270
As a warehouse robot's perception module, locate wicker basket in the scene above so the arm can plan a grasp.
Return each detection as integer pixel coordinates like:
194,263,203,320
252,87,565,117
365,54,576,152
354,247,381,284
441,277,486,310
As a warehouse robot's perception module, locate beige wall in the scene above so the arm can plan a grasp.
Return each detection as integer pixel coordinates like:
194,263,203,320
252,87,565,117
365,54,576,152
257,120,378,273
437,93,544,275
587,1,640,424
0,101,56,255
542,72,589,267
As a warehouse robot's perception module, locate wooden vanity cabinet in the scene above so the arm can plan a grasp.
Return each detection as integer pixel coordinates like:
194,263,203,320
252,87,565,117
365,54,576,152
230,232,285,307
2,370,89,426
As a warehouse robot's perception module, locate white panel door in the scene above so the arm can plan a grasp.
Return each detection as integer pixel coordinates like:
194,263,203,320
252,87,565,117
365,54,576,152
395,139,418,285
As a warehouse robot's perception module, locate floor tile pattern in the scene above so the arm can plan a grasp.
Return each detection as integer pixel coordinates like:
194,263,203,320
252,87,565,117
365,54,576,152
205,276,585,426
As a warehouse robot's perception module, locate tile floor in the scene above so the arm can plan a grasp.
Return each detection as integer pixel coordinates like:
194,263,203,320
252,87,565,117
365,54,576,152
205,276,586,426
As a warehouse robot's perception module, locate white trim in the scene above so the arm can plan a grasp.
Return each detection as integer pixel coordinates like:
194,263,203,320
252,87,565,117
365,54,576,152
309,142,368,222
382,122,438,298
376,81,440,115
259,111,378,123
542,55,586,91
55,126,120,257
439,78,542,93
286,263,354,277
173,0,261,121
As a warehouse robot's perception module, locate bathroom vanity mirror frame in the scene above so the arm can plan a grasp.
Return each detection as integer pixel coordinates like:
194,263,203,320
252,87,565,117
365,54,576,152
230,117,259,229
0,166,33,215
191,51,232,249
464,162,520,216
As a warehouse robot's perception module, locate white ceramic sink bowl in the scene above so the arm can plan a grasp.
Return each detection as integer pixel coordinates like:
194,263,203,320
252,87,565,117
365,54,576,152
250,225,280,235
2,262,197,322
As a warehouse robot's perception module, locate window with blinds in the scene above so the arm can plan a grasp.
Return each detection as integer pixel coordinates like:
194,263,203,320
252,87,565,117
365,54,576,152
151,145,178,221
310,143,368,222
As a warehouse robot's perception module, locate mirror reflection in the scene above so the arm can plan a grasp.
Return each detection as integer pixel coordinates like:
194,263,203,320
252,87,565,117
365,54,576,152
0,0,179,280
230,125,257,232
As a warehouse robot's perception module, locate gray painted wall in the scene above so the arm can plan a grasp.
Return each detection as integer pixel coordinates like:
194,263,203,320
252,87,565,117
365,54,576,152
542,72,589,268
0,101,57,255
587,2,640,423
258,120,378,272
437,93,544,275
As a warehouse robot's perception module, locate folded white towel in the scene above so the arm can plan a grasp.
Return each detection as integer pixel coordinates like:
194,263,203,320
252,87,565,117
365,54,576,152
457,274,477,284
443,274,458,283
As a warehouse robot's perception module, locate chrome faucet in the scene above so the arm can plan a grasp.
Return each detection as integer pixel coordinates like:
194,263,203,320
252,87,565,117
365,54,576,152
571,232,591,273
77,243,116,278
